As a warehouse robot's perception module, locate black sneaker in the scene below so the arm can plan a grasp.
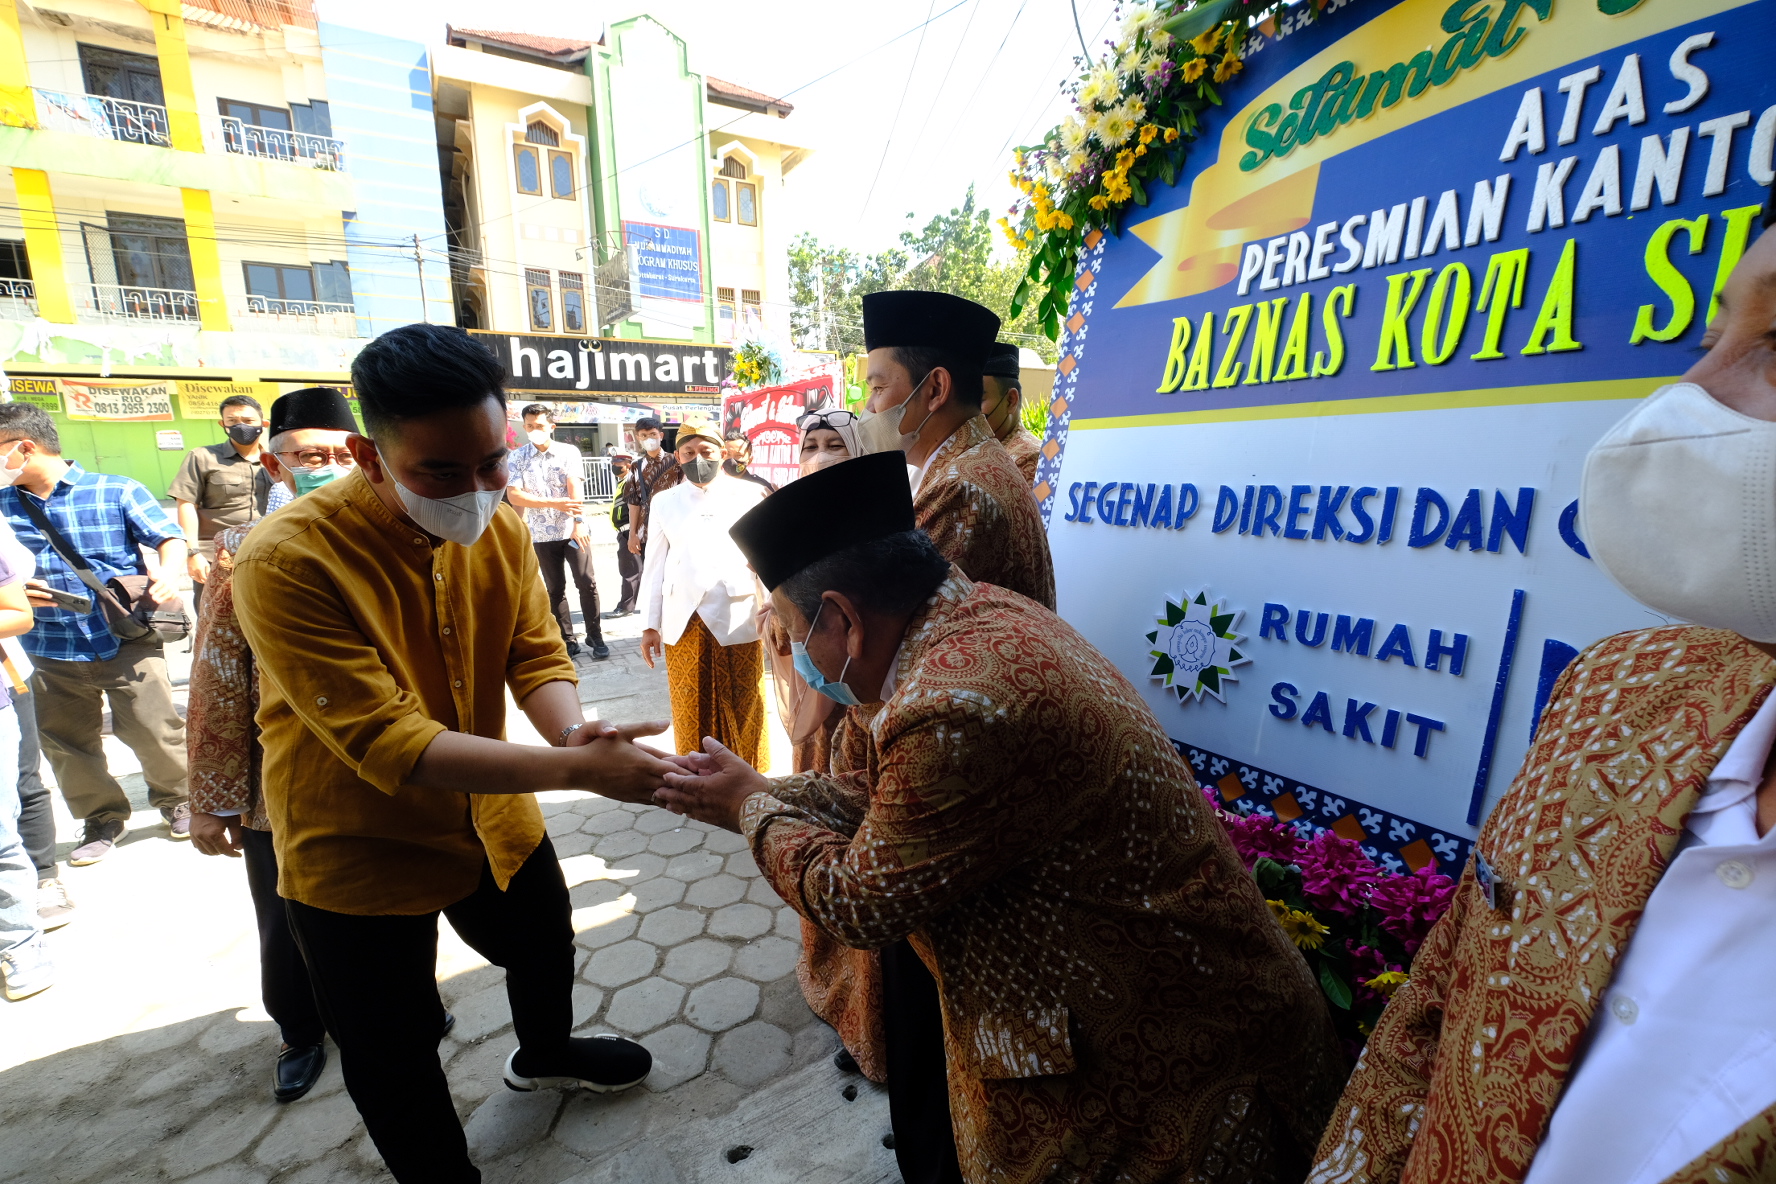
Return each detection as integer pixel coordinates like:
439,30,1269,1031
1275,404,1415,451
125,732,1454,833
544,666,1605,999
68,820,126,866
565,639,582,658
590,640,610,660
503,1033,651,1094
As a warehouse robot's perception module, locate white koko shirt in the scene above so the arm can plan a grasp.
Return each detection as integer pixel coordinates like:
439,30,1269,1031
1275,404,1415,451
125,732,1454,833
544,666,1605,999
1522,690,1776,1184
640,472,766,647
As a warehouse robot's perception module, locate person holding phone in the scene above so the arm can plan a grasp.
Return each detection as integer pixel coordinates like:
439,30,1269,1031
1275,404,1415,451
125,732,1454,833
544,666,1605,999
0,405,190,867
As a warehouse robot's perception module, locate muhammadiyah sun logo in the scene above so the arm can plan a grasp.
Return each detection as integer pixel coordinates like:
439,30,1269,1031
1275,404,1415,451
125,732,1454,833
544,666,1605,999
1146,590,1250,704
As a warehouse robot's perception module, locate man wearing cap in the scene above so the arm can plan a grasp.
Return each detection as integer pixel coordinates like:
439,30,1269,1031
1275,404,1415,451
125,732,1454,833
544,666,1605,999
639,415,769,766
981,343,1042,485
186,387,356,1103
657,452,1344,1184
1308,209,1776,1184
858,291,1055,610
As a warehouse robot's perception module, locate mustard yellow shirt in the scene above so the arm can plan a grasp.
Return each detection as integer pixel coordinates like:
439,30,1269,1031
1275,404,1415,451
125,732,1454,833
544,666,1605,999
232,468,575,914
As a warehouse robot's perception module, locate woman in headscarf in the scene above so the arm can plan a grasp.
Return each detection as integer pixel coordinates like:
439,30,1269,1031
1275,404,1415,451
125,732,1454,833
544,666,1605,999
755,407,887,1083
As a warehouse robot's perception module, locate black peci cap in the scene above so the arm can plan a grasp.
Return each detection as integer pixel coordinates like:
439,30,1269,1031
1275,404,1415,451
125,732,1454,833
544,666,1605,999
862,291,1001,371
729,451,915,590
268,387,358,437
982,342,1021,380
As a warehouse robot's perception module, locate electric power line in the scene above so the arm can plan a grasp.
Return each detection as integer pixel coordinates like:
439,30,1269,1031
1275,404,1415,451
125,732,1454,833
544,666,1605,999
856,0,941,230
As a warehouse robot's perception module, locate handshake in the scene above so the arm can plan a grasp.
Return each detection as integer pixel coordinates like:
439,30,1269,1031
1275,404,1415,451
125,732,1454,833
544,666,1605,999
567,723,769,834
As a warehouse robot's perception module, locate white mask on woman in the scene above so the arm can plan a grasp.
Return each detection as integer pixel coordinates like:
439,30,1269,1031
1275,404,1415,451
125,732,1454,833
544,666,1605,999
1580,382,1776,642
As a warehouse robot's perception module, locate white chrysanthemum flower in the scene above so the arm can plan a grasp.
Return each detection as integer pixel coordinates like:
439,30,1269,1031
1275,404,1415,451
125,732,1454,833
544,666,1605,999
1121,4,1160,40
1096,107,1134,148
1059,117,1088,152
1077,62,1119,109
1064,149,1090,176
1122,95,1147,123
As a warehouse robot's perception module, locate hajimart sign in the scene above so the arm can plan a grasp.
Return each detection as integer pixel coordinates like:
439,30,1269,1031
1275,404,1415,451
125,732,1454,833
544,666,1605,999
1040,0,1775,875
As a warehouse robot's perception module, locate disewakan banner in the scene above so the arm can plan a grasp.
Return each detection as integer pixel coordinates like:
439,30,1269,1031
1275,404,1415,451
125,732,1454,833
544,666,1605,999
1040,0,1774,874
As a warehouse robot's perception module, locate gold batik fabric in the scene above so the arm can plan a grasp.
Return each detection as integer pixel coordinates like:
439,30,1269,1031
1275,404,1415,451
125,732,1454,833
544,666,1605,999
1310,626,1776,1184
664,612,766,766
916,416,1055,610
186,522,268,830
1000,424,1042,485
742,573,1344,1184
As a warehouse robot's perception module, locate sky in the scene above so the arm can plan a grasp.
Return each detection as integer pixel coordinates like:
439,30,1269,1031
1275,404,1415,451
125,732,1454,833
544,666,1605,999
332,0,1122,258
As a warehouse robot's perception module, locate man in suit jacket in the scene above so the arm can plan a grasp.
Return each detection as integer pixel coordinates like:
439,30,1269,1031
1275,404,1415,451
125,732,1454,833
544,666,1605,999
1310,203,1776,1184
638,415,768,765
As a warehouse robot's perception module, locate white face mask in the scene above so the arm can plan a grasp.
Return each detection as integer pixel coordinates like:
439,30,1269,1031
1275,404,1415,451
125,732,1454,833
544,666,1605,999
0,444,25,488
526,428,551,448
392,478,506,546
1580,382,1776,642
857,371,935,456
640,437,662,454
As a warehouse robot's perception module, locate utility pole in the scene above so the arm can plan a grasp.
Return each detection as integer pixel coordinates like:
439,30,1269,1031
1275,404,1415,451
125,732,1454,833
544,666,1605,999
413,233,428,322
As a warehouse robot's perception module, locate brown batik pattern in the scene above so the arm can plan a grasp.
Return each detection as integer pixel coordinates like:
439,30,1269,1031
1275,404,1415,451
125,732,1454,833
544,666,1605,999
1310,625,1776,1184
1001,423,1042,485
663,612,766,767
916,415,1056,610
743,573,1344,1184
187,522,268,830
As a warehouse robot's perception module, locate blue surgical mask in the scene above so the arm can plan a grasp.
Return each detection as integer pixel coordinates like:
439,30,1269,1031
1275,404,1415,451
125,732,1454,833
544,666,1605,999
789,601,860,706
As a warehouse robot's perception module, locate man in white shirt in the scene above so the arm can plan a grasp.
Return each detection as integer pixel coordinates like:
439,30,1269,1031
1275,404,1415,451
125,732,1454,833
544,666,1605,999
639,415,768,765
1310,200,1776,1184
506,405,608,660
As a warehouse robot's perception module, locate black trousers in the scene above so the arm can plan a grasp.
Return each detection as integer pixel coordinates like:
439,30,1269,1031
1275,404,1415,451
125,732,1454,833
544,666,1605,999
14,689,53,877
882,939,964,1184
534,539,603,646
284,839,573,1184
241,826,324,1048
614,529,642,614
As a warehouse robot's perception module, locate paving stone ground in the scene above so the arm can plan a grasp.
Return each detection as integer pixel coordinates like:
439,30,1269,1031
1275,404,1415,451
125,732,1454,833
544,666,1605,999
0,520,895,1183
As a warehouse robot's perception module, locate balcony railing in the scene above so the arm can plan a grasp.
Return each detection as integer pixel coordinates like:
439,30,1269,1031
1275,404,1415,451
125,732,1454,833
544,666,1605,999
0,279,38,320
32,89,172,147
215,117,345,171
232,295,358,336
78,284,199,323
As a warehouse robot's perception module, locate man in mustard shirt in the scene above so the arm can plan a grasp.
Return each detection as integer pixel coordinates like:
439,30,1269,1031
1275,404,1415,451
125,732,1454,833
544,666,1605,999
233,325,674,1184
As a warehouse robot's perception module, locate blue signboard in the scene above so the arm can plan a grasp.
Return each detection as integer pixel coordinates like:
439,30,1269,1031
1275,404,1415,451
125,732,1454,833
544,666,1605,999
623,221,704,302
1040,0,1775,874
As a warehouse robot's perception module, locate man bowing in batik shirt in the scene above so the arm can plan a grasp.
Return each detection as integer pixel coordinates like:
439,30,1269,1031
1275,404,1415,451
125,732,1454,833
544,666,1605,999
1310,201,1776,1184
655,452,1345,1184
856,291,1054,610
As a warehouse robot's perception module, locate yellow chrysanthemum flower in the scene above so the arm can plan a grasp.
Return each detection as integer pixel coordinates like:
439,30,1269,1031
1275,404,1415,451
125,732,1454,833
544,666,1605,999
1138,123,1159,145
1214,55,1244,84
1163,126,1180,142
1088,193,1111,210
1190,27,1220,55
1270,903,1330,951
1182,58,1208,83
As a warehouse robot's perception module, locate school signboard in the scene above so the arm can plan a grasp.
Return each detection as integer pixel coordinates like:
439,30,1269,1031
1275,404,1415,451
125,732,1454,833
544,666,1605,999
1040,0,1774,874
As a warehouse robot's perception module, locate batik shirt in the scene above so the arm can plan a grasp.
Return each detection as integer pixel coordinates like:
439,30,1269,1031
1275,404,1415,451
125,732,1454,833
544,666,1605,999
743,573,1344,1184
915,415,1054,610
508,441,583,543
1310,626,1776,1184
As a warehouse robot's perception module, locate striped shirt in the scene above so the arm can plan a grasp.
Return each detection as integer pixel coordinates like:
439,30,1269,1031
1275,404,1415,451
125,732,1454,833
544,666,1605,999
0,462,183,662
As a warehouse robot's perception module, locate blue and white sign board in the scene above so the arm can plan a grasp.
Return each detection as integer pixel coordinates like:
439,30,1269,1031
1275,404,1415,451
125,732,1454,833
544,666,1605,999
624,221,705,303
1039,0,1775,874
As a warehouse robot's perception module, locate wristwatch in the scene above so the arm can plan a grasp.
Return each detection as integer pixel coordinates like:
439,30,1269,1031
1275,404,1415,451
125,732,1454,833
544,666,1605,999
557,722,587,747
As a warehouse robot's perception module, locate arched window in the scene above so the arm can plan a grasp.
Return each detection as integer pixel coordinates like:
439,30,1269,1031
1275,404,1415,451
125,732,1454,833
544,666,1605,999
514,145,541,195
711,179,730,222
526,121,560,146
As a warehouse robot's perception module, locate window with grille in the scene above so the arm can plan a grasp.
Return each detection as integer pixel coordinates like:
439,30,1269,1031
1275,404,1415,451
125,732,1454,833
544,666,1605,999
737,182,758,226
741,289,762,334
0,241,28,281
514,145,541,195
720,156,747,179
525,121,560,146
559,271,585,333
526,268,553,330
549,150,575,200
716,287,736,342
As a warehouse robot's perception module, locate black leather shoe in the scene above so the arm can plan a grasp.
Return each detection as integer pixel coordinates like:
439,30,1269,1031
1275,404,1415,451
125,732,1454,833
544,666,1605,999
590,641,610,660
274,1043,326,1103
566,638,582,658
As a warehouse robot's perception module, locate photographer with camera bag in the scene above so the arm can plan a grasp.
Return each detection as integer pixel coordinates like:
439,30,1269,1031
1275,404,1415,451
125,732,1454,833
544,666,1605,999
0,404,191,867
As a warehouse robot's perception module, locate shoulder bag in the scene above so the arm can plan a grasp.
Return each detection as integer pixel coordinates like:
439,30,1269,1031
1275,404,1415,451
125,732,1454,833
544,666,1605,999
15,496,189,645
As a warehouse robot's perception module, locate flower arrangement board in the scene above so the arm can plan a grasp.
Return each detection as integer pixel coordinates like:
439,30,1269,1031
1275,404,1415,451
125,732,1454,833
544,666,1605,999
1032,0,1776,866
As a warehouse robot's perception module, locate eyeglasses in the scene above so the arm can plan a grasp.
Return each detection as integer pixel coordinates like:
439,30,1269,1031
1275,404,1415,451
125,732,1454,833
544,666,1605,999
276,447,357,470
798,409,857,432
